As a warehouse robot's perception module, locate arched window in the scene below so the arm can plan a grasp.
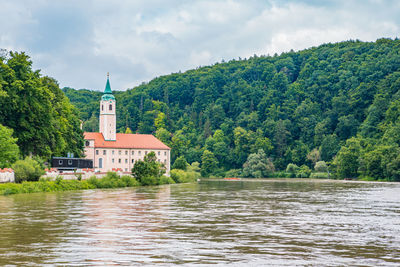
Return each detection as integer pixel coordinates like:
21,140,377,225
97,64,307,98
85,141,90,146
109,104,112,110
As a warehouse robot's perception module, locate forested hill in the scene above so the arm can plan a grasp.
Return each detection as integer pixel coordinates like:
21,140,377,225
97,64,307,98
64,38,400,180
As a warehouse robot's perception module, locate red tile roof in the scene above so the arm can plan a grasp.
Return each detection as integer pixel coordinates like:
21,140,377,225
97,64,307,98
84,132,170,150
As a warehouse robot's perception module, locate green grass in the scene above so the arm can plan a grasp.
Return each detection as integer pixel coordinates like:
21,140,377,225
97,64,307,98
0,172,179,196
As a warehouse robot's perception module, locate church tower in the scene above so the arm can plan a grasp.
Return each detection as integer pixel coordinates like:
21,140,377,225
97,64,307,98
99,73,116,141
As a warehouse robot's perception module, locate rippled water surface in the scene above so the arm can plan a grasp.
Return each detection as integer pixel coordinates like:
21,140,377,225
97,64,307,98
0,179,399,266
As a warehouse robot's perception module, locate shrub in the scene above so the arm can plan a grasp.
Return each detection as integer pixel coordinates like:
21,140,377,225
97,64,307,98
171,169,199,183
309,172,329,178
296,165,312,178
12,157,45,183
286,163,299,173
273,171,292,178
159,176,175,185
120,175,140,187
224,169,242,178
140,176,159,186
314,161,328,172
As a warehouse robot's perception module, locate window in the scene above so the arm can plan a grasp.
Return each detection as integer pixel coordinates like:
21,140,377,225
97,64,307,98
109,104,112,110
59,160,63,165
125,159,128,163
96,150,99,155
158,159,160,162
132,151,134,155
132,159,134,163
125,168,127,172
85,141,90,146
164,159,167,163
164,151,167,156
139,151,141,155
103,150,106,155
145,151,148,155
125,150,128,155
119,150,121,155
101,105,104,111
112,150,115,155
68,160,72,165
99,158,103,168
118,159,121,163
158,151,160,156
112,159,114,163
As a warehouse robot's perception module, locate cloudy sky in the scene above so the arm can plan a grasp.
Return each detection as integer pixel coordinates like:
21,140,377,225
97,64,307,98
0,0,399,91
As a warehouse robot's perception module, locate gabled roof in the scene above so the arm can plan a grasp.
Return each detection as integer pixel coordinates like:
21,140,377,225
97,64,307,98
84,132,170,150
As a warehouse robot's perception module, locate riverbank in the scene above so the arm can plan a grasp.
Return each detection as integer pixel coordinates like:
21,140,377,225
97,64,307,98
202,177,399,184
0,170,200,196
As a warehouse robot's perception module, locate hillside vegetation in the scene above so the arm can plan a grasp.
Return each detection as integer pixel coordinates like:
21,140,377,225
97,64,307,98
64,38,400,181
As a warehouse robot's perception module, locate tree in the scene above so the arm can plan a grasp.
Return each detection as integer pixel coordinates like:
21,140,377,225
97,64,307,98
320,134,340,161
0,124,19,168
131,151,165,183
286,163,299,173
172,156,188,170
0,52,84,158
314,161,328,172
242,149,275,178
201,150,218,177
307,148,321,166
83,113,99,132
334,137,361,178
125,127,133,134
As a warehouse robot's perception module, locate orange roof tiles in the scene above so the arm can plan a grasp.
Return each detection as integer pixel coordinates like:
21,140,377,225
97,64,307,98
84,132,170,150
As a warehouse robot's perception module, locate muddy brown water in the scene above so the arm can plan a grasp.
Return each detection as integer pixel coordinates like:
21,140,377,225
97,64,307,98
0,179,399,266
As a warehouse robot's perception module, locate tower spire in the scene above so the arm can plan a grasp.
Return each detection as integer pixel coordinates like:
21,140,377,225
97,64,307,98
102,73,114,100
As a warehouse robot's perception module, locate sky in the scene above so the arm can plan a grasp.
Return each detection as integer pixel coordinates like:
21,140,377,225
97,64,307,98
0,0,399,91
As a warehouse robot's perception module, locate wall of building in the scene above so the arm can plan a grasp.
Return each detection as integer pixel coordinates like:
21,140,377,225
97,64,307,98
0,169,15,183
90,148,171,175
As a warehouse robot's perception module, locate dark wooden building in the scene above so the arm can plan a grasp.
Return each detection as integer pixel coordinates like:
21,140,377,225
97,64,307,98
52,157,93,171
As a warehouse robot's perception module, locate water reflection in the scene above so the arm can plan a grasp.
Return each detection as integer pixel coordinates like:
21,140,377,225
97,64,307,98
0,180,399,266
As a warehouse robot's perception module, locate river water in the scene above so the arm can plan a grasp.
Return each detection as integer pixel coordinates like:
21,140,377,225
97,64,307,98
0,179,399,266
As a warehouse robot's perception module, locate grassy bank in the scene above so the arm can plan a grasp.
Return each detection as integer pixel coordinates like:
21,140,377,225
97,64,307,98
0,171,198,196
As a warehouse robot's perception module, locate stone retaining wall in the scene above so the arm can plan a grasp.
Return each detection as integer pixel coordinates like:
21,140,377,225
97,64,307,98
42,168,131,180
0,168,132,183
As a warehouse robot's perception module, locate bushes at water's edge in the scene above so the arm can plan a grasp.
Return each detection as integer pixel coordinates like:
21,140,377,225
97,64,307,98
0,172,177,196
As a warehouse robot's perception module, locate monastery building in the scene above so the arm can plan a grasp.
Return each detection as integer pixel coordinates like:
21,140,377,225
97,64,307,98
83,74,171,174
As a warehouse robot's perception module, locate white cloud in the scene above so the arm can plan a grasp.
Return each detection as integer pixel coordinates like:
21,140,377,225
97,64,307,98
0,0,399,91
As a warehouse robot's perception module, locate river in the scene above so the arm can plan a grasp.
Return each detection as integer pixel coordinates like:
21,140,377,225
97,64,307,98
0,179,399,266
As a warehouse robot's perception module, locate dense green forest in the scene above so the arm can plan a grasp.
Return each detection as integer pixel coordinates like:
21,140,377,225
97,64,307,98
65,38,400,181
0,50,84,165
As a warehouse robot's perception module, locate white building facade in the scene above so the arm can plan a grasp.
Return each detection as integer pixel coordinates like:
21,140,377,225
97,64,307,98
83,75,171,174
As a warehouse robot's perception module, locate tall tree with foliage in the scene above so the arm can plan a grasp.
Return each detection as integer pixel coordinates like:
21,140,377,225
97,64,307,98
242,149,275,178
0,51,84,159
0,123,19,168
